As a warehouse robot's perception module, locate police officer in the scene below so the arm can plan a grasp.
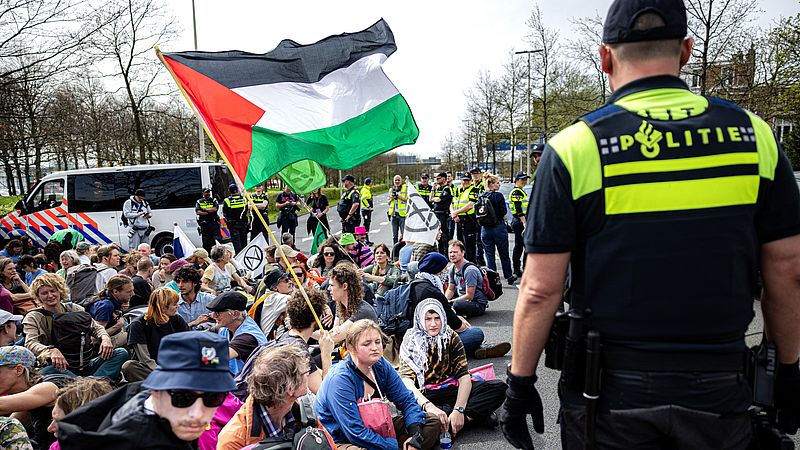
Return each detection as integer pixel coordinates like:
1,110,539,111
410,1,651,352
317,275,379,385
337,174,360,234
222,183,249,254
387,174,407,245
469,167,486,265
450,173,479,264
499,1,800,449
416,173,433,208
195,187,220,252
249,184,269,241
359,177,373,245
430,172,453,254
508,172,529,277
445,171,456,239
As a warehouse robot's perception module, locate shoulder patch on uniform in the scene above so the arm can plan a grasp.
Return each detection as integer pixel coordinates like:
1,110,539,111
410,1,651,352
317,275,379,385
580,104,625,126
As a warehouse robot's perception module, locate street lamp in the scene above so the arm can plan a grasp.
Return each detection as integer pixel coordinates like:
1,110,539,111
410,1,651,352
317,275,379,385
192,0,206,160
515,49,543,176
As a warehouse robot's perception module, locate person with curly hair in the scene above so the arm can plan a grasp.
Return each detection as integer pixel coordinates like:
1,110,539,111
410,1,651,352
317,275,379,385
0,257,35,314
325,264,376,345
310,237,347,278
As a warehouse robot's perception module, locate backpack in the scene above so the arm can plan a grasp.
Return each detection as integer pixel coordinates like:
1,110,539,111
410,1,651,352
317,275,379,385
475,192,498,226
66,264,100,306
451,262,500,301
375,280,419,336
40,305,97,374
245,395,335,450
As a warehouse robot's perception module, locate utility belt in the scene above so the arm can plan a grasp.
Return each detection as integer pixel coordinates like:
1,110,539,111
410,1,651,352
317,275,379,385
545,307,794,449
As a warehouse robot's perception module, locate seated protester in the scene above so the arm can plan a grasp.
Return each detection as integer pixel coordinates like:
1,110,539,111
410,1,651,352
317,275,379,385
273,244,299,272
0,283,15,315
414,253,509,359
360,243,400,296
203,245,253,295
122,288,189,382
185,248,212,272
340,233,374,268
55,251,80,280
0,239,24,263
319,264,377,345
399,299,506,438
398,240,414,277
0,309,22,345
173,266,215,328
291,262,320,291
207,291,268,375
164,259,190,293
129,257,154,309
249,270,292,339
0,346,74,450
218,345,336,450
117,252,142,278
0,416,33,450
19,255,47,286
0,257,36,315
24,274,127,380
57,332,236,450
91,244,120,294
234,289,334,400
260,245,281,277
87,275,134,348
315,319,439,450
311,238,348,279
151,253,177,289
445,240,489,318
74,242,91,265
47,377,113,450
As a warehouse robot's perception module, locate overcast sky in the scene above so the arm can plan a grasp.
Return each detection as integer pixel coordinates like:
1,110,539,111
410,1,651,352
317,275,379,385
165,0,800,157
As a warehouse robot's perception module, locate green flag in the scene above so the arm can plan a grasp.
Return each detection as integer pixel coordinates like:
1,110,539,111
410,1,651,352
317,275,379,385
310,221,327,255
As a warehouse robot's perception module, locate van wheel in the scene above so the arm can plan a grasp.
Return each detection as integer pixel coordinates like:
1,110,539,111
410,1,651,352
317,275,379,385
151,233,174,257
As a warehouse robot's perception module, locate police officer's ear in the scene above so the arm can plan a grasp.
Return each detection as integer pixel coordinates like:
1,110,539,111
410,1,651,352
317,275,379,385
679,37,694,68
599,44,614,75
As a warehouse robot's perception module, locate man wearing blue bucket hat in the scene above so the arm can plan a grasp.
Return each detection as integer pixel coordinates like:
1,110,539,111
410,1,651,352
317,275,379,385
57,331,235,449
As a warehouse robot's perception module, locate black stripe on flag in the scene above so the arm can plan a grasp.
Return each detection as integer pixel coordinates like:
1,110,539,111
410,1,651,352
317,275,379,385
163,18,396,89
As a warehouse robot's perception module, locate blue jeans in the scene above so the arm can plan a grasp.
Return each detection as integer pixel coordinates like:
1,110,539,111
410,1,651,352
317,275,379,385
41,348,129,380
453,299,487,318
457,327,485,356
391,215,405,244
481,222,513,279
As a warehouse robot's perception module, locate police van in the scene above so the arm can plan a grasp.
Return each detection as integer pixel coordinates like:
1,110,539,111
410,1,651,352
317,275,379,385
0,162,235,255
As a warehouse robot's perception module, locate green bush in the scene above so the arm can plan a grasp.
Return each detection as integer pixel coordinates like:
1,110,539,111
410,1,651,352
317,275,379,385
0,196,20,217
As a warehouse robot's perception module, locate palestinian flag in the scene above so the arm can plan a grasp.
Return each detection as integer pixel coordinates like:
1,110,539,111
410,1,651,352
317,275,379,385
157,19,418,192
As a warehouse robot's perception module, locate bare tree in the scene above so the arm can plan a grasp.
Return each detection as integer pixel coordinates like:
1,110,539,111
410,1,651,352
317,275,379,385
525,4,560,142
499,51,526,176
466,70,505,173
567,13,608,103
685,0,761,95
86,0,178,164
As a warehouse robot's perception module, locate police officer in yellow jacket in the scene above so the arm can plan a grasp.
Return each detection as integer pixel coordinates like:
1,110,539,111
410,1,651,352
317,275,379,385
387,174,407,245
416,173,433,208
195,187,220,252
360,178,373,244
450,173,480,264
338,174,360,234
508,172,529,277
223,183,249,254
500,0,800,449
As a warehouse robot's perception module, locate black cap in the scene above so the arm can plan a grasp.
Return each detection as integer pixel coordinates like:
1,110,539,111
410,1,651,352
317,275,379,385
134,189,145,197
602,0,687,44
228,183,239,192
206,291,247,312
421,173,429,179
435,172,447,178
515,172,530,180
469,167,482,174
263,270,289,290
460,173,471,180
202,187,212,193
341,174,355,182
364,177,372,184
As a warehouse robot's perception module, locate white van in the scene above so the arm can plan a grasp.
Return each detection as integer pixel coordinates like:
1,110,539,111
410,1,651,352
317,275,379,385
0,162,235,255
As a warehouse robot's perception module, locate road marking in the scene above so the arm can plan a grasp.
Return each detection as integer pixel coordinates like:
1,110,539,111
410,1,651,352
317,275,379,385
368,228,381,234
301,236,313,242
380,221,389,226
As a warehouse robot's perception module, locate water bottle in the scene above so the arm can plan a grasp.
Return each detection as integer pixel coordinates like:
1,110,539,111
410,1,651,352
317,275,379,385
439,431,452,449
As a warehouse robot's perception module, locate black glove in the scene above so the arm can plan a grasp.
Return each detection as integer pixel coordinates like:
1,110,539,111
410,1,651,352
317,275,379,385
406,424,424,449
776,359,800,434
499,368,544,450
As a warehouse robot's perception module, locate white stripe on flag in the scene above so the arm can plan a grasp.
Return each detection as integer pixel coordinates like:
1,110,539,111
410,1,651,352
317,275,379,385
234,53,398,134
173,224,196,259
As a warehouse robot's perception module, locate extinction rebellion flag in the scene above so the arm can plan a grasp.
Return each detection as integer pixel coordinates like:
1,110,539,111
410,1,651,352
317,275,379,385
156,19,418,192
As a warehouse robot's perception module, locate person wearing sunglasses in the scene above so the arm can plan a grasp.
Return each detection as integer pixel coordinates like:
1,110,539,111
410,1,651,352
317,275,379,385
56,331,236,449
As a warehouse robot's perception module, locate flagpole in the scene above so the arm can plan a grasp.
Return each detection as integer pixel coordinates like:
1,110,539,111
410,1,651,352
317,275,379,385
155,45,322,330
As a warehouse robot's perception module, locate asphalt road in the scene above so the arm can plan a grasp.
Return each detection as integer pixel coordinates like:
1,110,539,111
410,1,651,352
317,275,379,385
262,187,793,449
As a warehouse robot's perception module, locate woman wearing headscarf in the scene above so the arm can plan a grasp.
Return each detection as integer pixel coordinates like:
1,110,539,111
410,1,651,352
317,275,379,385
398,299,506,439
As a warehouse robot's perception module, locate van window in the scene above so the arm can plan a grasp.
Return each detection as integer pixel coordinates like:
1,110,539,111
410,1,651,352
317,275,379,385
117,168,201,209
209,165,235,201
68,173,117,212
28,179,65,212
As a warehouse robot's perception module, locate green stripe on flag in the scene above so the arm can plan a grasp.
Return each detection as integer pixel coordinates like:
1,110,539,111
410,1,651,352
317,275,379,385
245,94,418,189
278,160,327,194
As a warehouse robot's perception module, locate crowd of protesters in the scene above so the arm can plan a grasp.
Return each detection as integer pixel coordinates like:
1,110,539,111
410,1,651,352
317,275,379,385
0,166,531,450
